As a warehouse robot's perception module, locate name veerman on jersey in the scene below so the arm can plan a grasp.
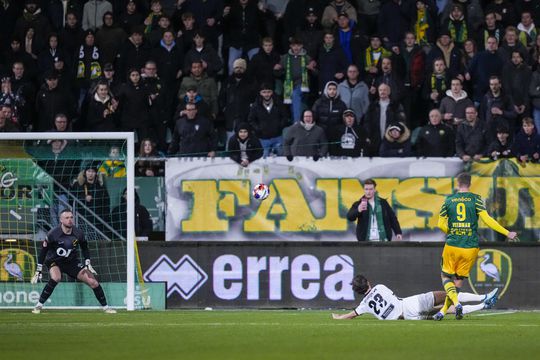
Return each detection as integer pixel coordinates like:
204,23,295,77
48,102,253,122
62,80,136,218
354,284,402,320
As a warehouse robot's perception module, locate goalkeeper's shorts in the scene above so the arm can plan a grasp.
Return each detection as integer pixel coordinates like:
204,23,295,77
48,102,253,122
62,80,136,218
46,259,85,279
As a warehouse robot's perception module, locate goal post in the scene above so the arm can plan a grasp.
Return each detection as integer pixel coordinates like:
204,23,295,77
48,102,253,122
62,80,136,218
0,132,136,311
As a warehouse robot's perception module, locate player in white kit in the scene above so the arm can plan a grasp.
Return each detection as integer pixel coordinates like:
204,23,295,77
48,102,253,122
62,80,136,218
332,275,499,320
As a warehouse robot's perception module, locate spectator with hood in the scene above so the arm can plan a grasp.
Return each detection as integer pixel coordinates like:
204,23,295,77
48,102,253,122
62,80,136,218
227,123,263,167
327,109,371,157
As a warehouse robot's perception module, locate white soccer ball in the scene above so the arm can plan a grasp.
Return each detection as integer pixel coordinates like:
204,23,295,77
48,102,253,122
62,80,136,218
252,183,270,200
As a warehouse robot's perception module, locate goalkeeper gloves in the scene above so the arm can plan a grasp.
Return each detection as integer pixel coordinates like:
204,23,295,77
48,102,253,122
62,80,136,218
85,259,98,275
31,264,42,284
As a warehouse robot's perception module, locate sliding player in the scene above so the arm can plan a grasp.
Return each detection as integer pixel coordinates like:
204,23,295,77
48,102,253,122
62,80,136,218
31,209,116,314
331,274,498,320
434,172,517,320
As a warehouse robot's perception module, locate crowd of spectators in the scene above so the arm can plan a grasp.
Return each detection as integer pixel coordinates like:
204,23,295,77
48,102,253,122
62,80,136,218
2,0,540,165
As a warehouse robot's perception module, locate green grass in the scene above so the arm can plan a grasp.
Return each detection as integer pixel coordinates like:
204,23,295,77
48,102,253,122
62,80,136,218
1,310,539,360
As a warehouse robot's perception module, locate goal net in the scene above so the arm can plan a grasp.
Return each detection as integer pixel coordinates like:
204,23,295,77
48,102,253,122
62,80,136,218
0,132,138,310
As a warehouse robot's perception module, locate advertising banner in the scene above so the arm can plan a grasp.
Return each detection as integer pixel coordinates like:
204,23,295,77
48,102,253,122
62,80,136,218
139,242,540,309
0,282,166,309
166,158,540,241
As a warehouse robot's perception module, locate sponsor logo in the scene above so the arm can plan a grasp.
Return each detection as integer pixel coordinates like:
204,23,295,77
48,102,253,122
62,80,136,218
468,249,512,297
0,248,35,281
143,255,208,300
144,253,355,301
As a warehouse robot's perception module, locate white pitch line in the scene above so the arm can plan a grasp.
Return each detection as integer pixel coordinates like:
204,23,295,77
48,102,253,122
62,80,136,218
473,311,518,317
4,322,539,328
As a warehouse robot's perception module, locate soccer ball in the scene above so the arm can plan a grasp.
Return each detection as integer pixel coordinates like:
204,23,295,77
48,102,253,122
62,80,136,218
252,183,270,200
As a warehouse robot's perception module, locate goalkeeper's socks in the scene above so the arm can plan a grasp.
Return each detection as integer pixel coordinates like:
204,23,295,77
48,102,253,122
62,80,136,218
39,279,58,304
93,284,107,306
443,279,460,306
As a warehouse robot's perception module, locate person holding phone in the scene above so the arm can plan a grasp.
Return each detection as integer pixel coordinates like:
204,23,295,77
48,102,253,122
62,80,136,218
347,178,402,241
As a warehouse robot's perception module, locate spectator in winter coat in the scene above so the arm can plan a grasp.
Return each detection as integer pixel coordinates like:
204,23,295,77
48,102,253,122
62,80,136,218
116,26,151,82
466,36,504,103
456,106,488,162
168,102,217,157
227,123,263,167
246,37,281,90
82,0,113,31
183,30,223,78
283,110,328,159
363,83,407,154
334,11,366,67
379,121,412,157
0,104,19,132
111,189,153,238
502,50,532,118
312,81,347,132
327,109,370,157
439,78,474,127
175,85,212,122
321,0,357,30
178,60,219,118
478,76,517,141
296,7,324,59
415,109,455,157
71,165,111,230
487,125,513,160
116,68,152,138
219,58,257,140
223,0,261,75
346,178,402,241
512,117,540,163
337,65,370,123
316,31,349,92
35,71,75,131
247,83,289,157
95,12,127,65
422,58,450,111
85,80,118,132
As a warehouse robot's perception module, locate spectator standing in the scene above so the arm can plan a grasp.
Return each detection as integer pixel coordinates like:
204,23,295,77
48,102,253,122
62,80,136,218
82,0,113,31
347,178,402,241
178,60,218,118
168,102,217,157
283,110,328,160
512,117,540,163
415,109,455,157
456,106,487,162
312,81,347,132
439,78,474,127
247,83,288,157
337,64,370,123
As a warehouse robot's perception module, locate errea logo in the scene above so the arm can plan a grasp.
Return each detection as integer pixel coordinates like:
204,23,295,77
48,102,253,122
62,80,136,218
143,255,208,300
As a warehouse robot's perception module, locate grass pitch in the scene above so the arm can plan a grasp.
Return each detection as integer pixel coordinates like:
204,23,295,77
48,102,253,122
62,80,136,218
1,310,539,360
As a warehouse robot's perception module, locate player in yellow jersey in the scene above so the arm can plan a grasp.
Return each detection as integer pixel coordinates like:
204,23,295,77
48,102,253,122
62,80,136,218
433,172,517,320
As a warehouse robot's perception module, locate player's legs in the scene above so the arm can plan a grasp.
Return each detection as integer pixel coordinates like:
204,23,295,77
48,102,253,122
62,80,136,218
33,265,62,313
77,269,116,313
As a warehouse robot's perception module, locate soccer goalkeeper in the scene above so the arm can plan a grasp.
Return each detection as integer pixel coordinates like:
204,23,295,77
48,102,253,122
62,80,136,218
31,209,116,314
433,172,517,321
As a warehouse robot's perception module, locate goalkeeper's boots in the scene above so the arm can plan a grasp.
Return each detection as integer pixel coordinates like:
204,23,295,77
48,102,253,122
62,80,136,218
455,304,464,320
432,312,444,321
32,305,42,314
483,288,499,309
103,307,117,314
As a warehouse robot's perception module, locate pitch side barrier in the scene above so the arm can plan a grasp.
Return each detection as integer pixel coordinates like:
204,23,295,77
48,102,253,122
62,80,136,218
137,241,540,309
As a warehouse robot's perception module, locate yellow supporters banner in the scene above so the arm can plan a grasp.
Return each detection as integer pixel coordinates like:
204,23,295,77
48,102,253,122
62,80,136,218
165,158,540,242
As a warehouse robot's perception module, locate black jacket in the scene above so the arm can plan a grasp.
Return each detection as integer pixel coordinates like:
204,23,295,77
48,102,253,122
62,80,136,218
35,84,75,131
347,196,402,241
455,120,487,157
415,123,455,157
227,135,263,165
219,76,257,131
168,115,217,156
247,96,288,140
327,122,370,157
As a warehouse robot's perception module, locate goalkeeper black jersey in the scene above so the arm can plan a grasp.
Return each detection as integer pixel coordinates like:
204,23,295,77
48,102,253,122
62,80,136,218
41,226,88,264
